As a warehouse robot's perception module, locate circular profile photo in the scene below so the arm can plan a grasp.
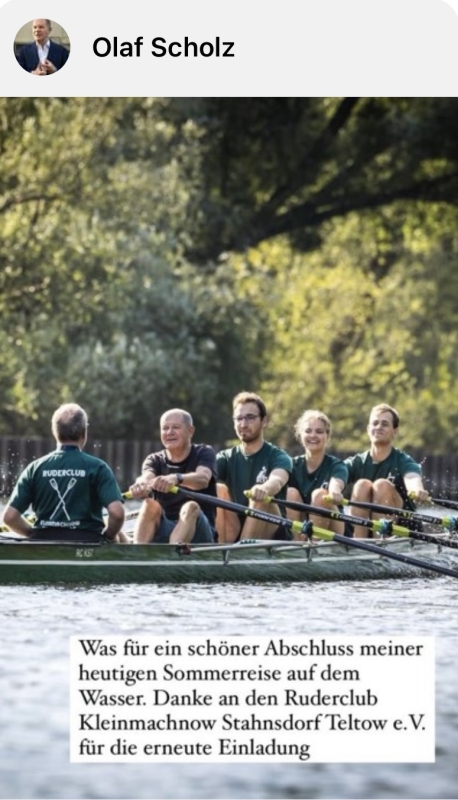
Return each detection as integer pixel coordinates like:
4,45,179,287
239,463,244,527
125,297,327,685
14,19,70,75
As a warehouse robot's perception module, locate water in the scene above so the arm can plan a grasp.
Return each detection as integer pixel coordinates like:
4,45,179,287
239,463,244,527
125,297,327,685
1,575,458,800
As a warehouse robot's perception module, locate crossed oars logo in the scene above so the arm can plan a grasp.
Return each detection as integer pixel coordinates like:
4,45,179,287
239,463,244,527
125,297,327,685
49,477,77,520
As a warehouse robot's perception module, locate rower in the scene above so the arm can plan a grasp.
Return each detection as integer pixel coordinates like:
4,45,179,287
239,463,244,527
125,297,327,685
128,408,217,545
215,392,292,542
286,409,348,537
344,404,429,538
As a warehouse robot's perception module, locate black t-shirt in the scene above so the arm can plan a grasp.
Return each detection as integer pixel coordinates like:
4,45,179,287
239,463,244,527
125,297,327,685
142,444,217,526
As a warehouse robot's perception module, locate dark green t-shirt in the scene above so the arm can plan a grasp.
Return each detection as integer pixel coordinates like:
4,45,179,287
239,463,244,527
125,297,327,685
8,445,123,532
289,454,348,504
344,447,422,509
216,441,293,507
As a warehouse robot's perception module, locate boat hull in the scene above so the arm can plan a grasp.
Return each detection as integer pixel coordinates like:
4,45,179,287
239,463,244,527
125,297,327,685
0,537,450,585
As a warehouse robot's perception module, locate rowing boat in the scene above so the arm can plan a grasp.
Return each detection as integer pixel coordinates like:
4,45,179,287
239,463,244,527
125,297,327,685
0,535,456,585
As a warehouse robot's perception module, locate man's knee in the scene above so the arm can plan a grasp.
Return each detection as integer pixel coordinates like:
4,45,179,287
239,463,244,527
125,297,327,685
142,497,163,520
373,479,401,505
373,478,393,491
179,500,200,521
352,479,373,498
311,487,328,504
217,483,231,500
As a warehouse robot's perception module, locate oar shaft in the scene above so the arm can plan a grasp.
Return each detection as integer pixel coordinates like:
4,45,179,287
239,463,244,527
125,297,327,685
406,530,458,550
248,492,409,537
127,486,458,578
431,497,458,511
168,486,306,537
338,497,457,530
246,492,458,556
170,486,458,578
328,533,458,578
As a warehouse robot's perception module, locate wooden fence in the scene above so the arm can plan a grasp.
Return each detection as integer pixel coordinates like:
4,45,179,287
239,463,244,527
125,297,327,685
1,436,458,500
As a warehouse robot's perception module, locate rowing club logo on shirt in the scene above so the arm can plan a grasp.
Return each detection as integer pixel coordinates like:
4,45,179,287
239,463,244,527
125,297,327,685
49,477,76,520
256,467,268,484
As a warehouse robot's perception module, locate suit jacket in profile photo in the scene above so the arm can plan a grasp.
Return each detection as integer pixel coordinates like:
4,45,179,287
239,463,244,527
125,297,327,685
16,40,69,73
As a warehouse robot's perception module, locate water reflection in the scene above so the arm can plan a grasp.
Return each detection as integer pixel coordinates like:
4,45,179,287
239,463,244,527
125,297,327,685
1,579,457,799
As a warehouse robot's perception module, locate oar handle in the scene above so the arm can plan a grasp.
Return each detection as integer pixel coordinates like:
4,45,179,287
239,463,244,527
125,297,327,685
407,491,433,506
244,489,274,502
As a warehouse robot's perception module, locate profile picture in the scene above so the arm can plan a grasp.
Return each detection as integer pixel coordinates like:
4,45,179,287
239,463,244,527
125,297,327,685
14,18,70,75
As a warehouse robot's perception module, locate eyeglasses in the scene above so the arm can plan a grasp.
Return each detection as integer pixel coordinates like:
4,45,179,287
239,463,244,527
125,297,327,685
233,414,261,424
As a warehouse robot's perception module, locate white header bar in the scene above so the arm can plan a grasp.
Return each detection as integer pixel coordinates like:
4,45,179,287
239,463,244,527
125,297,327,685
1,0,458,96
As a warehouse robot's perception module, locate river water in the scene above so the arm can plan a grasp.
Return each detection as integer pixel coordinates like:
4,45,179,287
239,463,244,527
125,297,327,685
1,562,458,800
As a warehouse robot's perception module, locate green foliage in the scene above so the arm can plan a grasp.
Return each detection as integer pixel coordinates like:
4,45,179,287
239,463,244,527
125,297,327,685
256,205,458,454
1,97,458,454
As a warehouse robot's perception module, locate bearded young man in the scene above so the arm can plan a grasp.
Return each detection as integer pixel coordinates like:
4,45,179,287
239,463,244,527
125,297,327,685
216,392,292,543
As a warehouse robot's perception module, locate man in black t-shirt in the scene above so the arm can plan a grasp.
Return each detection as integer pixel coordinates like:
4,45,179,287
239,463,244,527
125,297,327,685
129,408,217,544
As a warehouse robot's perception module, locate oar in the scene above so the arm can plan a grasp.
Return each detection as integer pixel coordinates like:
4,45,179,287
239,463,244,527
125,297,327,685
166,486,458,579
326,496,458,532
244,491,458,553
244,490,410,537
430,496,458,511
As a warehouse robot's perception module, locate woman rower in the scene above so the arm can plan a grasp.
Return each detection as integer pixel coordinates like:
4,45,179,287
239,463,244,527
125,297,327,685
287,409,348,537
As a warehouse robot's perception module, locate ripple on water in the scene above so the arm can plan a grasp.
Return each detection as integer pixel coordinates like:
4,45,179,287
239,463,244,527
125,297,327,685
1,577,457,799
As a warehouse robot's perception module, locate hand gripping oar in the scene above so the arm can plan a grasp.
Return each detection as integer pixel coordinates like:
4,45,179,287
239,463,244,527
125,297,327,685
245,492,458,553
164,486,458,579
334,496,458,532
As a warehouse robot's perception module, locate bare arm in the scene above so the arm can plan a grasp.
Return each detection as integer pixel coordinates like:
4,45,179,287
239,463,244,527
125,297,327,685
151,465,212,493
249,468,290,502
102,500,125,541
404,472,429,504
327,477,346,503
2,506,33,537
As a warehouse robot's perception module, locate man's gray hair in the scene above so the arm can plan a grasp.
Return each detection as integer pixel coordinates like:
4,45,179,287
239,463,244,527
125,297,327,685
160,408,194,427
51,403,88,442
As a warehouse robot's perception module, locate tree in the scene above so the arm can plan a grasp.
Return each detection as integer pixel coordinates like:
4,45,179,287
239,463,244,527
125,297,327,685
2,97,458,450
159,98,458,265
247,204,458,454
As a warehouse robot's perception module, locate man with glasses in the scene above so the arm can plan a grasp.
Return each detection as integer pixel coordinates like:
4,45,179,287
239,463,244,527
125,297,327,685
216,392,292,542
